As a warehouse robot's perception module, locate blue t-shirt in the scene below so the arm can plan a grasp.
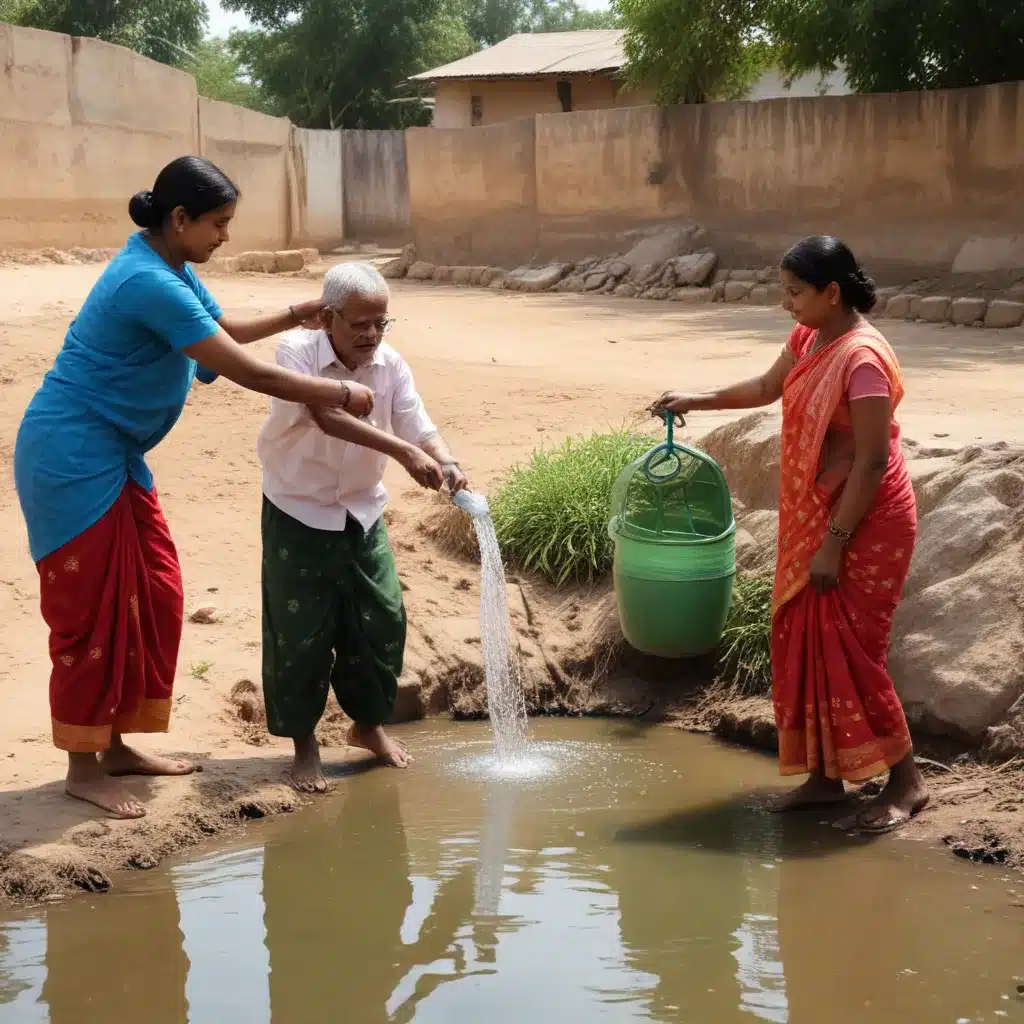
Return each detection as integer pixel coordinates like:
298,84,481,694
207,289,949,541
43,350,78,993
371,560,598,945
14,232,223,561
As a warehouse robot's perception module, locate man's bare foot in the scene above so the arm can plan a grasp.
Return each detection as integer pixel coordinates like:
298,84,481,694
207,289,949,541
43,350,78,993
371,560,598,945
836,758,930,833
100,738,195,778
289,734,328,794
768,774,848,812
66,753,146,819
347,724,412,768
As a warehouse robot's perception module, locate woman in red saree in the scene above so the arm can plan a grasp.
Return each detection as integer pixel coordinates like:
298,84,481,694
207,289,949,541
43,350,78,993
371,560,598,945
651,235,928,833
15,157,374,819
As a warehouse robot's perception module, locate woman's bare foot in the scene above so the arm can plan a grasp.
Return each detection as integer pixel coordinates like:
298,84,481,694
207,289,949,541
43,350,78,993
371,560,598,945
66,753,146,819
836,755,930,833
347,723,412,768
289,734,328,794
99,737,195,777
769,774,848,812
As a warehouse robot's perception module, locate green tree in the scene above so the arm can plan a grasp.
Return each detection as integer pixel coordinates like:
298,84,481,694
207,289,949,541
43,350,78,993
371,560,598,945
614,0,771,103
225,0,474,128
769,0,1024,93
185,36,274,111
13,0,206,65
465,0,617,47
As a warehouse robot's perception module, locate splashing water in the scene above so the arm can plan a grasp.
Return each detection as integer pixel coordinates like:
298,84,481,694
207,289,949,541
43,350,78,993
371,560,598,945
454,490,530,763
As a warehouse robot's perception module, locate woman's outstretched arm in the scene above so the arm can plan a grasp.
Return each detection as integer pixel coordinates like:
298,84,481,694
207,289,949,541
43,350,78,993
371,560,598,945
649,348,795,416
217,299,323,346
183,329,372,414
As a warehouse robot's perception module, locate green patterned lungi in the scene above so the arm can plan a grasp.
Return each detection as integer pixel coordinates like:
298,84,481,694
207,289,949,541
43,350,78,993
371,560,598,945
261,498,405,737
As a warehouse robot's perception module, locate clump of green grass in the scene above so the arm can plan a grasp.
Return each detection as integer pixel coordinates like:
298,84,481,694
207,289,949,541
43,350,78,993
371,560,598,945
491,429,654,586
716,566,774,695
190,660,213,681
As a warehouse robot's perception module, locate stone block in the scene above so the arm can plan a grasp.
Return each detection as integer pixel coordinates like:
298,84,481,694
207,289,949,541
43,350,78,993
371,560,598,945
236,251,277,273
886,293,920,320
275,250,306,272
672,287,712,304
984,299,1024,329
300,247,320,266
584,272,609,291
406,261,436,281
711,282,726,302
724,281,754,302
917,296,951,323
613,283,638,298
713,269,731,285
380,257,408,280
451,266,474,286
946,296,987,323
730,269,759,283
488,275,506,289
642,286,673,300
748,285,770,305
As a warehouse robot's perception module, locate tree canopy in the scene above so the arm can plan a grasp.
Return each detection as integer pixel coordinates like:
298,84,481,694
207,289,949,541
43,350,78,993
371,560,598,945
769,0,1024,94
614,0,770,104
615,0,1024,104
13,0,207,65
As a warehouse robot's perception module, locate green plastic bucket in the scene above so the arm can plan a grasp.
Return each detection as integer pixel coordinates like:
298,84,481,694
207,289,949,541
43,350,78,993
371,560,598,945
608,418,736,657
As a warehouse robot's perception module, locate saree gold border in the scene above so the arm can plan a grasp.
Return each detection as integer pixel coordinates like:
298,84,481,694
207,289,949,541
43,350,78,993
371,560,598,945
51,719,113,753
779,728,912,782
113,697,173,736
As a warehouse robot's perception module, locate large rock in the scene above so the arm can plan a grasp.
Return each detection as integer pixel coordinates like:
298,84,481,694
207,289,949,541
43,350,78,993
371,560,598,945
700,413,1024,744
506,263,572,293
584,272,609,291
620,226,701,273
890,444,1024,740
886,293,921,320
668,251,718,287
698,412,782,511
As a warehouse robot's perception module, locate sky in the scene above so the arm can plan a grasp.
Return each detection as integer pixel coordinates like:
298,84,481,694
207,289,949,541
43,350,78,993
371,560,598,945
205,0,611,38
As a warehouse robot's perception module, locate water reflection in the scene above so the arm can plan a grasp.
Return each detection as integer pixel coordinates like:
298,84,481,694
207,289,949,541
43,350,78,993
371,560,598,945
0,723,1020,1024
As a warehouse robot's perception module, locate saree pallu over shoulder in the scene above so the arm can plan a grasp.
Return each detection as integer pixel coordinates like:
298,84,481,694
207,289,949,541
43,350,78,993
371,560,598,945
771,323,917,781
773,325,905,615
38,481,184,753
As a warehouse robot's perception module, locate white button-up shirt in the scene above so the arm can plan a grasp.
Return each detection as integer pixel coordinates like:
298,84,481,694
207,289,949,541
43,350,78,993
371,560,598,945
258,329,437,532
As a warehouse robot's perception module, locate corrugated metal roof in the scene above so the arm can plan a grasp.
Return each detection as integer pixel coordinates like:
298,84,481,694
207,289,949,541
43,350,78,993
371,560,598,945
410,30,626,82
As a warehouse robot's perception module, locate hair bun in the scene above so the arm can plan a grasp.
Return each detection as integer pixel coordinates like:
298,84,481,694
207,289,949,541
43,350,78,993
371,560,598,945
848,266,877,314
128,189,160,229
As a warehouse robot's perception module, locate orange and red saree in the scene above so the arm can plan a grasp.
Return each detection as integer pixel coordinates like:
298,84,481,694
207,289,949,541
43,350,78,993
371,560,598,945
771,324,916,781
37,481,184,753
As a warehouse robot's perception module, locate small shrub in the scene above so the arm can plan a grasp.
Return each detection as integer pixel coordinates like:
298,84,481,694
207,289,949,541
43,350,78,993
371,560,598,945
716,566,774,695
491,429,654,586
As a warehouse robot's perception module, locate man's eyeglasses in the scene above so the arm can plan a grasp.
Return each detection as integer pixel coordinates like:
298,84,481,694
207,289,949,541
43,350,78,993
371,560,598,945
329,310,394,336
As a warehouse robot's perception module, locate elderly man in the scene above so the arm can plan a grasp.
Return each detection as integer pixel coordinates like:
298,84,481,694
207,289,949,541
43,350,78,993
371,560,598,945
257,262,467,791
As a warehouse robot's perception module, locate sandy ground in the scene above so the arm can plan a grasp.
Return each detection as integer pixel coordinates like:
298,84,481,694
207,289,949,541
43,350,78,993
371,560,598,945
2,264,1024,900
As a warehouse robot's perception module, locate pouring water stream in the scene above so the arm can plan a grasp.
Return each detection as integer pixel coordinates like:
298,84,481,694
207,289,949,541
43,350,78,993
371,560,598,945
453,490,530,764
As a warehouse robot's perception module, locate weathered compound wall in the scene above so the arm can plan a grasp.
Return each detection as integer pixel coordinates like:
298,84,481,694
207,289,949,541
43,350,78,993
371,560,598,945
0,25,198,251
0,23,337,256
341,130,410,243
197,98,293,253
289,127,345,252
406,118,537,267
408,81,1024,278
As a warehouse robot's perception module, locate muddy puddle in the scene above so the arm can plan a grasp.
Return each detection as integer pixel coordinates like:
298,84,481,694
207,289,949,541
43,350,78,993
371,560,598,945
1,719,1021,1023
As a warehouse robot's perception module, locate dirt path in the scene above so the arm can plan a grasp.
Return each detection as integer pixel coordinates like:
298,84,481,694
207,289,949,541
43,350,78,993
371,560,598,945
1,264,1022,898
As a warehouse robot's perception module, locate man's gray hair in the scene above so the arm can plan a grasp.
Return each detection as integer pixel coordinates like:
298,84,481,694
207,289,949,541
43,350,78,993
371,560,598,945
321,261,389,311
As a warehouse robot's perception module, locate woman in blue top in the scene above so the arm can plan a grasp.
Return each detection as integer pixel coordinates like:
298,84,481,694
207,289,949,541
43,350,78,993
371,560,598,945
15,156,374,819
